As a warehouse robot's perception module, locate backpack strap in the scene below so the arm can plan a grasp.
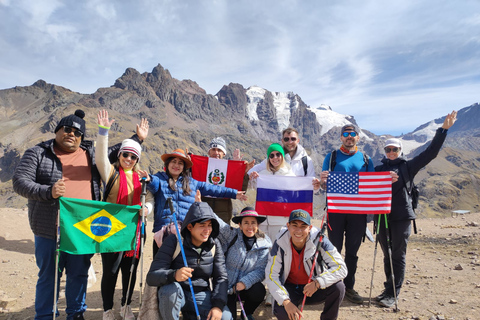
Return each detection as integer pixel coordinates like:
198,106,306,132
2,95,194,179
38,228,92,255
398,162,418,234
363,153,370,171
329,150,337,171
102,168,120,202
301,156,308,176
225,234,238,256
172,236,217,261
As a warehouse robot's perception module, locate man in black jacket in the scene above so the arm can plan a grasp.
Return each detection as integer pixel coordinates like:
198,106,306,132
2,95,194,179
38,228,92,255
146,202,230,320
12,109,146,320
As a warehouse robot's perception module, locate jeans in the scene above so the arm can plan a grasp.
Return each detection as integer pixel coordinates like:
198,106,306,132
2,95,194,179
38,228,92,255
157,282,232,320
34,235,92,320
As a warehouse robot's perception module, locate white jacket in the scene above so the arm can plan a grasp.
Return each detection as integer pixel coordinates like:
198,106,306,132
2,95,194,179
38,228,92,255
265,226,347,306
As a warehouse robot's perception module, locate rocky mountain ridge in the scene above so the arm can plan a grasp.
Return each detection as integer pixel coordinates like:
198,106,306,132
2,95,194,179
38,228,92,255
1,63,479,216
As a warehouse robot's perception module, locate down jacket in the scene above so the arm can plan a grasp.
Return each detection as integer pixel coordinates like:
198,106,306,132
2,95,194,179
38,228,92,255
147,172,238,233
216,215,272,291
375,127,448,221
146,202,228,310
12,136,141,239
265,226,347,306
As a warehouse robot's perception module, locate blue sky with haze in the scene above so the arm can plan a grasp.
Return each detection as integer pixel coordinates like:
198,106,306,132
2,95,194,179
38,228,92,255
1,0,479,135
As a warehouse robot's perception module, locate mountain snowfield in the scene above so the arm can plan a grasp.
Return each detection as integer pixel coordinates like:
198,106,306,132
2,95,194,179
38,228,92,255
242,85,429,155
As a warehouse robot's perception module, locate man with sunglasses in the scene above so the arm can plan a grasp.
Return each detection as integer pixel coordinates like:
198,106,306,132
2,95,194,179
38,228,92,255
13,109,146,320
248,127,315,177
319,124,374,305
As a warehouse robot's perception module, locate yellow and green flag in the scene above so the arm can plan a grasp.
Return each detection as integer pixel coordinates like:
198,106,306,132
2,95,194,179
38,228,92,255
59,197,141,254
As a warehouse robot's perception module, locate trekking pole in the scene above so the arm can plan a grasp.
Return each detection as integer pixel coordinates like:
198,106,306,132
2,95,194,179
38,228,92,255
299,220,327,318
53,207,61,320
167,198,201,320
384,214,398,312
368,215,381,307
237,293,248,319
123,177,147,319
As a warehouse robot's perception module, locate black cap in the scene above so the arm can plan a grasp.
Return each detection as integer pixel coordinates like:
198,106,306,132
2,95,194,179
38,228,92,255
341,124,358,134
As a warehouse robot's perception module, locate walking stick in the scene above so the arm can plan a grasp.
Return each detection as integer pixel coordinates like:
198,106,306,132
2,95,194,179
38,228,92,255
368,215,381,307
53,208,61,320
237,293,248,320
167,198,201,320
123,178,147,319
384,214,398,312
299,220,327,318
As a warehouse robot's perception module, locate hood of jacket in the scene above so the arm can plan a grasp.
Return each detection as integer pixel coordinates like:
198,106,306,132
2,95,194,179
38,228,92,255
287,143,308,162
181,202,220,239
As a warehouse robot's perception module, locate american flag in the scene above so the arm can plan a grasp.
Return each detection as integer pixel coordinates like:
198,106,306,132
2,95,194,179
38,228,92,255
326,171,392,214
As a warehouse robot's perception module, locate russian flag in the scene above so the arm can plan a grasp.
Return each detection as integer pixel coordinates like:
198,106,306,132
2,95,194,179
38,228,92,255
191,154,246,191
255,175,314,217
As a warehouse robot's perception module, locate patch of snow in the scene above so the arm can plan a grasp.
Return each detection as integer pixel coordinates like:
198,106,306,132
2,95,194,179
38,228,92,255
245,86,265,121
411,120,438,141
274,91,297,132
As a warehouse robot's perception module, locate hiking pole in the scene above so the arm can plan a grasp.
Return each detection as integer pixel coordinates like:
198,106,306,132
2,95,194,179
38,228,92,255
123,177,147,319
368,215,381,307
237,293,248,319
167,198,201,320
299,220,327,319
53,207,61,320
384,214,398,312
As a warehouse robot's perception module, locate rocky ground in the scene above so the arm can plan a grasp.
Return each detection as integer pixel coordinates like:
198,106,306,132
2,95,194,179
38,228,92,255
0,208,479,320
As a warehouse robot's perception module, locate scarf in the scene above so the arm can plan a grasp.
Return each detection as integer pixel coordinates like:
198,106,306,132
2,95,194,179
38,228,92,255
116,167,142,258
339,145,358,156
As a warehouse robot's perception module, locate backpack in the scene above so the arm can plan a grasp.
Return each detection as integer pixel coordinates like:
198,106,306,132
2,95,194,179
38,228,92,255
328,150,370,171
301,155,308,176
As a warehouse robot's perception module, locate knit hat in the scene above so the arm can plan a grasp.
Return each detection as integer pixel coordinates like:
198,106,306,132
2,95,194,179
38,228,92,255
288,209,311,226
161,149,193,169
209,137,227,155
118,139,142,160
384,138,402,149
267,143,285,158
232,206,267,224
55,109,86,139
341,124,358,134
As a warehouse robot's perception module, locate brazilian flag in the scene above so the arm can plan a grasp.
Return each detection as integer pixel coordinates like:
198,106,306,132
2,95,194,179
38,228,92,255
59,197,141,254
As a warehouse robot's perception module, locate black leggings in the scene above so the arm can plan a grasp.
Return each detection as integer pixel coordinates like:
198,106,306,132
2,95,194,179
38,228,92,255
101,252,140,311
227,282,266,319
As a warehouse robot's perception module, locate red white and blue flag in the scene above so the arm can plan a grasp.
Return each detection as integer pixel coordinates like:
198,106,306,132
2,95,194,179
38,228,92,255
190,155,245,191
255,175,314,217
326,171,392,214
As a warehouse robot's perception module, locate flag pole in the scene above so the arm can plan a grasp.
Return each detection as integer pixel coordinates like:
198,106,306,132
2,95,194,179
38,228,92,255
53,203,61,320
139,177,147,305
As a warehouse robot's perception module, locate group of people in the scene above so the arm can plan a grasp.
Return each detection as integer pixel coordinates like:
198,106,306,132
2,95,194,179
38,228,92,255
12,107,457,320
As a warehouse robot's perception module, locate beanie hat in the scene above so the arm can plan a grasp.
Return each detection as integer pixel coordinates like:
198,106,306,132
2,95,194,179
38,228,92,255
209,137,227,155
384,138,403,150
118,139,142,160
267,143,285,158
55,109,86,139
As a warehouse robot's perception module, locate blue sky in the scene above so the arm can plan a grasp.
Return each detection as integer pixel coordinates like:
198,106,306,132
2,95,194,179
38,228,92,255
1,0,479,135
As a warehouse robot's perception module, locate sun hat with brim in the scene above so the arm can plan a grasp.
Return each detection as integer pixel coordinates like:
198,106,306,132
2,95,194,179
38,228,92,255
232,207,267,224
160,149,193,169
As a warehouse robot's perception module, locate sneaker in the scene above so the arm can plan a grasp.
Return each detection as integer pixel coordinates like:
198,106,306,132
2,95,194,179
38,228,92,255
73,313,85,320
379,295,396,308
265,291,272,306
345,288,363,304
120,305,135,320
103,309,115,320
375,290,388,302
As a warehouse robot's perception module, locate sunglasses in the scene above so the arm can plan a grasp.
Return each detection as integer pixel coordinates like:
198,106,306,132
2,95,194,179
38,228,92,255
269,152,282,159
384,147,400,153
342,132,357,137
63,126,83,137
122,152,138,161
283,137,297,142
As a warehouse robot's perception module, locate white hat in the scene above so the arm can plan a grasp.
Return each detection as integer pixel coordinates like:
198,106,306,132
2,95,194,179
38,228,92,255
384,138,402,149
118,139,142,160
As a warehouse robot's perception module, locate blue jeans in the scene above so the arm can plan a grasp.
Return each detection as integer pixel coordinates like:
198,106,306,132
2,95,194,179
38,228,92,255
157,282,232,320
34,235,92,320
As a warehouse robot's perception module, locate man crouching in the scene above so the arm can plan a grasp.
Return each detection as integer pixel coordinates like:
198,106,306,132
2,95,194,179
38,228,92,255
266,210,347,320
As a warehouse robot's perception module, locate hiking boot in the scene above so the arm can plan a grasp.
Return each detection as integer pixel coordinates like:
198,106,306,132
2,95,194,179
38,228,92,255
345,288,363,304
120,305,135,320
103,309,115,320
379,295,396,308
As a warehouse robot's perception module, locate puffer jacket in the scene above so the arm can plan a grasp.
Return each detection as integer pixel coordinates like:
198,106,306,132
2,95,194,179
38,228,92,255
148,172,238,233
375,127,448,221
12,136,141,239
265,226,347,306
146,202,228,310
216,215,272,291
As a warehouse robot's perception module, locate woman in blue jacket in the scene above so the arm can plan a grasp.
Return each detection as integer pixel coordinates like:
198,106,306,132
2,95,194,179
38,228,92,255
216,207,272,320
374,111,457,308
139,148,247,256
